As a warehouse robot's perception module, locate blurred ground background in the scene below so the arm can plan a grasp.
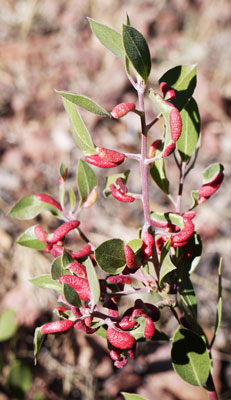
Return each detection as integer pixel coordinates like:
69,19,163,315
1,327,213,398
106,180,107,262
0,0,231,399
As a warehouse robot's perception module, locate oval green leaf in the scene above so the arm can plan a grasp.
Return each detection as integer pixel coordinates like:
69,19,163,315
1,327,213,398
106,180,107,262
179,278,197,320
85,256,100,307
56,91,111,117
16,226,46,250
159,64,197,110
77,159,97,206
62,97,96,155
176,98,200,161
63,283,81,307
95,238,126,274
171,327,210,386
34,327,45,365
8,195,61,220
30,275,62,292
0,310,18,342
202,163,224,184
88,18,124,59
122,24,151,83
159,252,177,286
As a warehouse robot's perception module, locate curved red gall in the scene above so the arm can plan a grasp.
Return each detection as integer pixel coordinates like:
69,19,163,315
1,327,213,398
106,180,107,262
67,260,87,278
110,184,135,203
198,172,224,198
124,245,137,270
107,327,135,350
35,193,62,211
96,147,125,163
171,218,194,246
59,274,91,301
144,317,155,339
111,102,135,119
160,82,176,100
85,154,121,168
142,233,154,257
163,142,175,157
169,108,182,142
48,220,80,244
72,244,92,259
107,275,132,285
41,320,74,334
34,225,47,242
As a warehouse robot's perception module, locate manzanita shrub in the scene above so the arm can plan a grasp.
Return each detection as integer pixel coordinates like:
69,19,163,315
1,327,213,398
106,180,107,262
9,17,224,399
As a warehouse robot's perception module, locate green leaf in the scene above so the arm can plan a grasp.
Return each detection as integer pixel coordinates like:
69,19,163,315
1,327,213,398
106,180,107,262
150,144,170,194
103,170,130,197
62,97,96,155
94,324,107,339
51,256,71,280
122,393,148,400
171,327,210,386
56,91,111,117
127,238,143,253
85,256,100,307
210,258,223,349
122,24,151,83
130,316,146,340
77,159,97,206
179,278,197,320
8,195,61,220
176,98,200,161
63,283,81,307
150,211,184,230
62,248,73,268
159,252,177,286
0,310,18,342
7,359,32,398
159,65,197,110
202,163,224,184
30,275,62,292
95,239,126,274
69,187,76,211
16,226,46,250
34,327,45,365
88,18,124,59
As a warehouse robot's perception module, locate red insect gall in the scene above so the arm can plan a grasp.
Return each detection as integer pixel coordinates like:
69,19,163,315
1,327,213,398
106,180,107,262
109,184,135,203
72,244,92,259
163,142,175,157
35,193,62,211
107,275,132,285
59,274,91,301
85,154,120,168
67,260,87,278
142,232,154,258
171,217,194,247
144,316,155,339
96,147,125,164
124,245,138,270
107,327,135,350
148,139,162,158
198,172,224,200
111,102,136,119
169,108,182,142
34,225,47,242
160,82,176,100
48,220,80,244
41,320,74,334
